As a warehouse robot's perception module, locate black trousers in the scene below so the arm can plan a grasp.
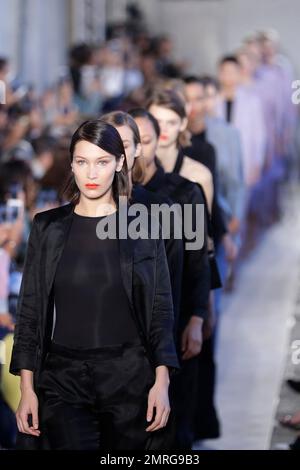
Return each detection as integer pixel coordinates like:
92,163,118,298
192,336,220,440
169,354,198,450
34,339,173,450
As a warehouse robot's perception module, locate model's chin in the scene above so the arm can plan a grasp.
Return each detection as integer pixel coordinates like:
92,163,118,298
158,140,172,148
82,189,104,199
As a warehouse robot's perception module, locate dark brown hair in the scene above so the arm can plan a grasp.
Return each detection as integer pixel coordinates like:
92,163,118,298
61,119,129,205
128,107,161,139
146,88,191,147
100,111,146,184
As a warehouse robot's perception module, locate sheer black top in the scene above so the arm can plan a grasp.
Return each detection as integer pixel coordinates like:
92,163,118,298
52,211,139,349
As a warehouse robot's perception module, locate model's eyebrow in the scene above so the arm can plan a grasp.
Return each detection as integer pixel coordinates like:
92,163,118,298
74,155,113,160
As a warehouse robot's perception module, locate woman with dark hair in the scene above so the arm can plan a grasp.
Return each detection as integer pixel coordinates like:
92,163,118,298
135,102,222,446
129,107,213,449
147,88,214,212
100,111,184,333
100,110,146,189
10,119,179,450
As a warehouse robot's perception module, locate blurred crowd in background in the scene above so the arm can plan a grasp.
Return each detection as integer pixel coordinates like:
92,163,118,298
0,8,299,449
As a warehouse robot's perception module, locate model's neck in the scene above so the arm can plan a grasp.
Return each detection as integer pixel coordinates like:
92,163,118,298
206,110,217,119
128,170,133,193
142,160,158,185
156,143,178,173
221,86,237,100
75,192,117,217
240,72,253,85
264,56,275,66
188,115,205,134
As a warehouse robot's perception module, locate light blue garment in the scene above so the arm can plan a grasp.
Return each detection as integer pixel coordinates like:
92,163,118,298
0,299,8,314
217,86,267,187
205,116,246,223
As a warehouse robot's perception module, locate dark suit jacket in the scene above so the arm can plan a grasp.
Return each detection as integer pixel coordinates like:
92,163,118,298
131,184,184,331
10,201,180,390
144,163,211,326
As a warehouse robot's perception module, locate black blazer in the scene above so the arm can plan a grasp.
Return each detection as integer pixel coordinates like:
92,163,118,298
131,184,184,331
10,201,180,390
144,163,211,327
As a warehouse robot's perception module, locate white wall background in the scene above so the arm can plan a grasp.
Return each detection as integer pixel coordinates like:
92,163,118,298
0,0,106,91
0,0,21,76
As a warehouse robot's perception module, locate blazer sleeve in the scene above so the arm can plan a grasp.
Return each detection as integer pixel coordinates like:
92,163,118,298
163,220,184,332
149,235,180,376
182,185,211,321
10,215,41,376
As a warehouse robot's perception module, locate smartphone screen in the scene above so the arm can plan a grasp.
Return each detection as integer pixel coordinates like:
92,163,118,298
0,203,18,224
36,189,58,208
6,198,24,222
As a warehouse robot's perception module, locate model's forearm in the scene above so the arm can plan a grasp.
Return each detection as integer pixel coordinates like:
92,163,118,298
155,365,170,386
20,369,34,391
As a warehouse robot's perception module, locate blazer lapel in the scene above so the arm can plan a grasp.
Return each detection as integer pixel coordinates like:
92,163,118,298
45,202,75,297
118,214,135,313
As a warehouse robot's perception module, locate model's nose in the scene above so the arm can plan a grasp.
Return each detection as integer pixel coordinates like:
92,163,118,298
87,165,98,178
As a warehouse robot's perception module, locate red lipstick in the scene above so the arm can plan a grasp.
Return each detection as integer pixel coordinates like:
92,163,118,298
85,184,100,189
160,134,168,141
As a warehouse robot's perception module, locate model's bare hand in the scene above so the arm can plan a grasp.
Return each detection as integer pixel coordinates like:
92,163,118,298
16,389,40,436
181,315,203,360
146,381,170,432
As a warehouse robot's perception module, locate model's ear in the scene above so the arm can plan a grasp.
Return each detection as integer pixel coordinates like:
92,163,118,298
116,154,125,172
180,117,188,132
134,143,142,159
